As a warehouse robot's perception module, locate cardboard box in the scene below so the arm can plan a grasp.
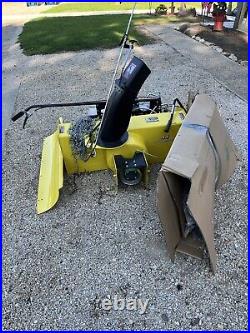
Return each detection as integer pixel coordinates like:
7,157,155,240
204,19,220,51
157,94,238,272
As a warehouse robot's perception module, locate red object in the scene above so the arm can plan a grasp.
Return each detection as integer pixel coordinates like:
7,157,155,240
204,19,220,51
213,14,226,31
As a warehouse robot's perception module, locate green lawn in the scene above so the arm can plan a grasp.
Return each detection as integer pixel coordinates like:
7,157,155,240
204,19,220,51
18,13,197,56
43,2,205,13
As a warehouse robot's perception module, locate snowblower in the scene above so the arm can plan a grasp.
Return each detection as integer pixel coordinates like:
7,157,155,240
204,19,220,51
12,4,188,214
12,54,186,214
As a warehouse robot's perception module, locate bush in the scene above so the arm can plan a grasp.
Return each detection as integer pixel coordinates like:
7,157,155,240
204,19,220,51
155,4,168,15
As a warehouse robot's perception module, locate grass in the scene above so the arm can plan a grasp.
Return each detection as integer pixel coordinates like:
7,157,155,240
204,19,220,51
43,2,204,14
18,13,198,56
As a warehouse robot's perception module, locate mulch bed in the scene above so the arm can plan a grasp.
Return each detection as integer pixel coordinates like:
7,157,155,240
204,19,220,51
179,22,248,61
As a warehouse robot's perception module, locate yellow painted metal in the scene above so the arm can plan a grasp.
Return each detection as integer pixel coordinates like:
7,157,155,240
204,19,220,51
58,109,185,174
37,131,63,214
37,108,185,214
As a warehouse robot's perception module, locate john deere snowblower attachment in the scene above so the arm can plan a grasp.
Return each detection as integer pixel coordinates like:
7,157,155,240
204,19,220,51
12,56,186,214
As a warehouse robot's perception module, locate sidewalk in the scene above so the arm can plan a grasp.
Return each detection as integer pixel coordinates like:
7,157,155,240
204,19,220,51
142,25,248,101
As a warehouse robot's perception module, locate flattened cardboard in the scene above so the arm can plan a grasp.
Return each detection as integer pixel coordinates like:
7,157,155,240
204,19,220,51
157,94,238,272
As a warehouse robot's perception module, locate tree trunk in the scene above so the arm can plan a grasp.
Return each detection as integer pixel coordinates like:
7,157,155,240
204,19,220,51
170,2,175,14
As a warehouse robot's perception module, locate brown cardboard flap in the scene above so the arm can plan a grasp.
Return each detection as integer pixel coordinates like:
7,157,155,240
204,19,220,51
157,94,238,272
182,94,238,187
157,172,181,261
